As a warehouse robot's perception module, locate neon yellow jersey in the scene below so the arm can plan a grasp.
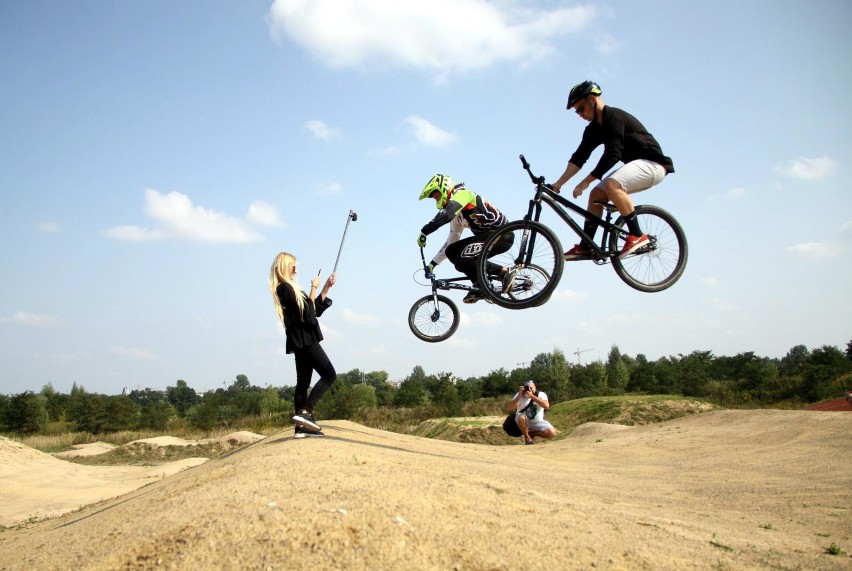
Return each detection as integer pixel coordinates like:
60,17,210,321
421,187,506,237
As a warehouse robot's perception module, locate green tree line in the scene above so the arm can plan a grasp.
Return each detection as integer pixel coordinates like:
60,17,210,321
2,342,851,436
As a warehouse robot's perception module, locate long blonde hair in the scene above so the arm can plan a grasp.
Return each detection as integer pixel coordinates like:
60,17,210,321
269,252,308,323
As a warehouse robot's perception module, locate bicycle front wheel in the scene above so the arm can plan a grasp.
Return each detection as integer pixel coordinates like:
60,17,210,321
477,220,563,309
609,205,688,292
408,294,460,342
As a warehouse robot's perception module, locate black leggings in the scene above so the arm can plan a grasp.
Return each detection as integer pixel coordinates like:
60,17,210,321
445,231,514,285
293,343,337,413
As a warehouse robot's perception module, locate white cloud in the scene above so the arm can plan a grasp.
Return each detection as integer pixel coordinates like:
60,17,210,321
305,119,336,140
1,312,60,327
708,187,745,202
594,33,620,54
372,145,402,156
365,344,393,359
111,346,160,361
266,0,596,78
786,241,839,258
37,222,61,233
700,277,719,289
465,311,502,327
103,225,168,242
342,307,384,325
548,288,588,302
105,189,263,244
773,156,837,180
316,182,342,195
405,115,456,147
708,297,735,312
247,201,283,227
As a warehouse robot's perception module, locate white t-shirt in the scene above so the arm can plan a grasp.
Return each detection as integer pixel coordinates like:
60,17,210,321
513,390,548,422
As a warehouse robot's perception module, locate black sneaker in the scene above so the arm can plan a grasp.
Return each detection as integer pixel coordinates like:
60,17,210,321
292,411,321,431
463,290,483,304
303,429,326,438
293,426,307,439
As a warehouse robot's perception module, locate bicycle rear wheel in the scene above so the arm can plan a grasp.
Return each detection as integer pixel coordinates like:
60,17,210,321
609,205,687,292
506,263,553,306
477,220,563,309
408,294,460,342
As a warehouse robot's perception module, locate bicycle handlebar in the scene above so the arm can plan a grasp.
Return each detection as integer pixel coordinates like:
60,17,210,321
519,154,549,188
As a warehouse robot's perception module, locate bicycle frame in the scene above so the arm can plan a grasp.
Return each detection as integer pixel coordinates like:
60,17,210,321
419,248,475,299
473,155,688,306
429,276,472,296
519,155,628,262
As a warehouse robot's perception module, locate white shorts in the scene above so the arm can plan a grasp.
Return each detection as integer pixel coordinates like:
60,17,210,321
516,414,554,433
595,159,667,194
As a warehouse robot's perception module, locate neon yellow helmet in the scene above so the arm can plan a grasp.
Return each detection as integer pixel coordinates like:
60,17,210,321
419,174,455,209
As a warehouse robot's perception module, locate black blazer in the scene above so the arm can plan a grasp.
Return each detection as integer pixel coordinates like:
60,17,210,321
276,282,332,354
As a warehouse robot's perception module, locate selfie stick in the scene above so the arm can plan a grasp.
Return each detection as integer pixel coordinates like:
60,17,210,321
332,210,358,274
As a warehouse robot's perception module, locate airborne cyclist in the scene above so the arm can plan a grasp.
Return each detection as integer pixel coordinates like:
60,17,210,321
417,174,515,304
552,81,674,261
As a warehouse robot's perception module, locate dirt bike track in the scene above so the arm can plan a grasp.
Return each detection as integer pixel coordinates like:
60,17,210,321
0,409,849,570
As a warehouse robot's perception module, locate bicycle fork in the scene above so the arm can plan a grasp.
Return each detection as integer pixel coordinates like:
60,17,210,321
515,225,537,267
429,288,443,322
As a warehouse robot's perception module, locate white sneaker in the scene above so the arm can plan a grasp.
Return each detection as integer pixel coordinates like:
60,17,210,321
292,411,321,431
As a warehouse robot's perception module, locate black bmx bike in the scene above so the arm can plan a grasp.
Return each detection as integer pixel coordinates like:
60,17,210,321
475,155,688,309
407,248,548,342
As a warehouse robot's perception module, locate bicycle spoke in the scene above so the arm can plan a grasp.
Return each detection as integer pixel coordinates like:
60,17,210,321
408,295,459,342
477,221,563,309
610,205,687,292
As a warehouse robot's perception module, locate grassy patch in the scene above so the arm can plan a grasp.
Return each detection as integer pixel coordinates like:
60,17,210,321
63,441,227,466
709,533,734,552
397,395,716,445
410,418,514,445
546,395,716,437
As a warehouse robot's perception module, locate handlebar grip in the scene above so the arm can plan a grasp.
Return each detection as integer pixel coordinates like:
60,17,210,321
519,154,529,169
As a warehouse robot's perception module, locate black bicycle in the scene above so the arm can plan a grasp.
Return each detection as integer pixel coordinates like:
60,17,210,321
476,155,688,309
408,248,548,342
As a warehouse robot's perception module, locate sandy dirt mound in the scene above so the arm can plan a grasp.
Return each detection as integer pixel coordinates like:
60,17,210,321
128,436,199,447
0,437,207,526
126,432,265,448
567,421,634,439
0,410,850,570
217,431,266,446
53,442,117,459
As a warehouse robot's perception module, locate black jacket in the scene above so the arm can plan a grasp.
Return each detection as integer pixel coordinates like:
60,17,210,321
570,105,674,180
276,283,332,354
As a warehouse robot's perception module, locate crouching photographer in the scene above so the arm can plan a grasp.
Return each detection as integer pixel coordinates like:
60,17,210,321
506,380,557,445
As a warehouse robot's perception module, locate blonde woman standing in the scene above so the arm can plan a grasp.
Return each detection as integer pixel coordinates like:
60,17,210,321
269,252,337,438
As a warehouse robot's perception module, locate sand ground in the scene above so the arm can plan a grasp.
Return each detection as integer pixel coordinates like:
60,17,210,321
0,409,849,570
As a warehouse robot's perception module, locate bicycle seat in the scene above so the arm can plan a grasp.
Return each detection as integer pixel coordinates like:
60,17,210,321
592,200,618,212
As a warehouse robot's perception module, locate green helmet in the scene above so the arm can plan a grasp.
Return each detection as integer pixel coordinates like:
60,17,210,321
419,174,455,209
566,80,602,109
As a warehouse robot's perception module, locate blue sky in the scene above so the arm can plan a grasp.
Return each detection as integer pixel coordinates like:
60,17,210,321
2,0,850,396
